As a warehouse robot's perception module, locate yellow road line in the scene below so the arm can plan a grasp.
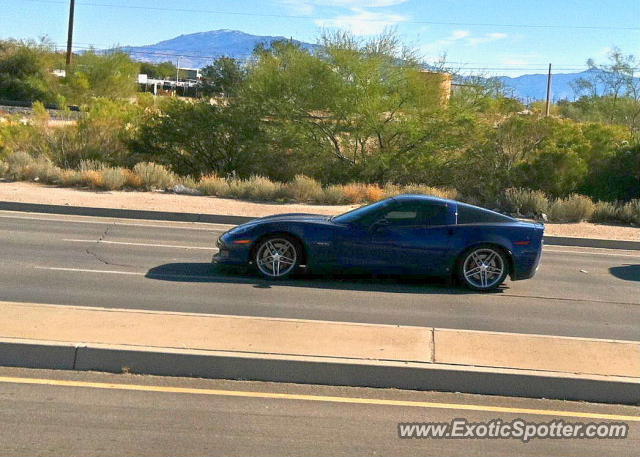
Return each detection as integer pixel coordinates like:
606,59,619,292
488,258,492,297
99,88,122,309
0,376,638,422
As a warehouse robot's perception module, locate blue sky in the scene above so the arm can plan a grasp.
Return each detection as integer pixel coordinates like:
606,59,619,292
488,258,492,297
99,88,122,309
2,0,639,76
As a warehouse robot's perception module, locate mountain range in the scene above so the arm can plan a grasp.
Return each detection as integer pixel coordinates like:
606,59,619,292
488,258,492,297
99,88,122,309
119,29,596,101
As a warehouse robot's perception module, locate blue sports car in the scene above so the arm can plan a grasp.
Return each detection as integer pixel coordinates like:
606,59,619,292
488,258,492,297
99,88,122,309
213,194,544,291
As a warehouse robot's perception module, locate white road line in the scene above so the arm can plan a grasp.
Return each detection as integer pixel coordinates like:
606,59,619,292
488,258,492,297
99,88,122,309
0,212,235,231
34,266,216,281
64,239,218,251
543,247,640,257
35,266,144,276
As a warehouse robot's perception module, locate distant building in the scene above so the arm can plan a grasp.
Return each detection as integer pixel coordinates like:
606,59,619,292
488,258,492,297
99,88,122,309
418,70,453,105
179,68,201,81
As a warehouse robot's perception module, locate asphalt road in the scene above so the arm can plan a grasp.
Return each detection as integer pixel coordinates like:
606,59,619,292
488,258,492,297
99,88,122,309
1,210,639,339
0,367,637,457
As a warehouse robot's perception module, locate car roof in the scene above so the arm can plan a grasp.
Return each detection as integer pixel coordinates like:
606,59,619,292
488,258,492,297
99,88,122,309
392,194,456,205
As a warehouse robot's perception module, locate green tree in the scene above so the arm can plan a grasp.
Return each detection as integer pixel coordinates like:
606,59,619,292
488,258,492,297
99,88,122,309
0,39,61,104
569,48,640,138
243,30,450,182
64,49,139,102
200,57,246,97
131,99,270,178
139,61,177,79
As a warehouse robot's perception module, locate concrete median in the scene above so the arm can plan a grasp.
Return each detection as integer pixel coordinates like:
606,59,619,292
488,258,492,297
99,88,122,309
0,301,638,404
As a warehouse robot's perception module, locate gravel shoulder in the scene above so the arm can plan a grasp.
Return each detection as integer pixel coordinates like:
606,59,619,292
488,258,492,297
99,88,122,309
1,181,638,241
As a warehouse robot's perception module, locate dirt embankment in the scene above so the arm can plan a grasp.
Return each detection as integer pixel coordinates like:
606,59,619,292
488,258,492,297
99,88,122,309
1,181,638,241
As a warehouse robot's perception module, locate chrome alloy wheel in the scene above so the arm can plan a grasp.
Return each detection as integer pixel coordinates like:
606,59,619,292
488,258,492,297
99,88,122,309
462,248,505,290
255,238,298,278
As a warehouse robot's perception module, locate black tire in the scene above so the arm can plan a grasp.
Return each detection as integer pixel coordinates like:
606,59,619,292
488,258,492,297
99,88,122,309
253,235,301,279
457,245,509,291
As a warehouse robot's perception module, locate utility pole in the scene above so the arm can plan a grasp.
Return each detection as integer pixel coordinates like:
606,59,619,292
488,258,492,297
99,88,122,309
65,0,76,69
545,63,553,117
176,57,181,96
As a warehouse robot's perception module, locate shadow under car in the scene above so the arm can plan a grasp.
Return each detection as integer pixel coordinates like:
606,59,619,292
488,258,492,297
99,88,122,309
145,263,507,295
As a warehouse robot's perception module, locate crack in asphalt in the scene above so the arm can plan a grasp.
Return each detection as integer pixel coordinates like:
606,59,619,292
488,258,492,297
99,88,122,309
84,223,135,268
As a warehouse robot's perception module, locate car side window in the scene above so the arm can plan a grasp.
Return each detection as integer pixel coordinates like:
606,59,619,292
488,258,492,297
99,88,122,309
378,203,424,227
423,204,449,226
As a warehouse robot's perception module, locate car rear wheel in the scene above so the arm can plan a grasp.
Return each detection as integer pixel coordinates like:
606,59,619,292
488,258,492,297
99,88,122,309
254,236,300,279
458,246,508,291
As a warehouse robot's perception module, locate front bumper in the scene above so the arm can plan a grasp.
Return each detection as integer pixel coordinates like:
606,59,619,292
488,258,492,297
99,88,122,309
212,235,252,266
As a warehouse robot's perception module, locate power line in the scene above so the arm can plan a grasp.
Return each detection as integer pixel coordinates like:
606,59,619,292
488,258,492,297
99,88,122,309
13,0,640,31
56,44,638,72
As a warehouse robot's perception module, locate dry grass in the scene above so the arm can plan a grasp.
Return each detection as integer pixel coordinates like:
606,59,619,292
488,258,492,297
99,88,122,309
283,175,324,202
101,167,127,190
322,185,348,204
591,201,620,223
82,170,104,189
502,188,550,216
132,162,176,190
549,194,595,222
123,169,143,188
1,152,637,227
619,199,640,225
60,170,86,187
197,175,230,196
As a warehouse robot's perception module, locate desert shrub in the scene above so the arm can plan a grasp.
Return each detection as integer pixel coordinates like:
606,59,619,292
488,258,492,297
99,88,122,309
549,194,595,222
618,199,640,225
0,160,7,178
60,169,86,187
341,183,367,203
400,184,458,200
101,167,127,190
322,185,348,204
82,170,104,188
283,175,323,202
590,201,620,223
133,162,176,190
242,176,284,201
78,159,106,172
122,169,143,188
5,151,34,179
178,176,199,190
197,174,230,197
502,188,550,216
29,156,63,184
226,177,254,199
382,183,402,198
363,184,385,202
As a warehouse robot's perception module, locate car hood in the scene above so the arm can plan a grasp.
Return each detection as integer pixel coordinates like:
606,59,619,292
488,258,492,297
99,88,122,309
254,213,331,223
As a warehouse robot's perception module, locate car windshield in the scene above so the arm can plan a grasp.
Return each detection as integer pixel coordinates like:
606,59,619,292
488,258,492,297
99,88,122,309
332,199,393,224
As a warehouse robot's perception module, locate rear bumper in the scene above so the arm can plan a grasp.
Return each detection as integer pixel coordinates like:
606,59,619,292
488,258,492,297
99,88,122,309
511,247,543,281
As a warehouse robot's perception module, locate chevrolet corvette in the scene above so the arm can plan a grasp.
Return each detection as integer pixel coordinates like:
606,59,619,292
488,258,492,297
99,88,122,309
213,194,544,291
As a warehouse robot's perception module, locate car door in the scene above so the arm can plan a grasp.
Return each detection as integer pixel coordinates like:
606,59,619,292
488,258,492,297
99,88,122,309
336,201,453,274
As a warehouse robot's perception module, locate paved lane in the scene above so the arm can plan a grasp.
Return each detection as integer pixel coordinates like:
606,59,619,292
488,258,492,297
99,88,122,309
0,367,637,457
1,211,639,339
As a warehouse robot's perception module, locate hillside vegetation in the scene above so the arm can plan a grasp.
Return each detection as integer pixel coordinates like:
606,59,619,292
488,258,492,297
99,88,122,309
0,33,639,224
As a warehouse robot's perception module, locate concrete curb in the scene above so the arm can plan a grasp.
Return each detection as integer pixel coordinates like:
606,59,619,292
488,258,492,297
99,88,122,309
0,338,638,405
1,200,639,250
543,235,640,251
0,201,254,225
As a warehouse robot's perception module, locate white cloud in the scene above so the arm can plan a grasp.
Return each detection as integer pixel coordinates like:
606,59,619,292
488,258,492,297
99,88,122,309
451,30,471,40
468,32,508,47
279,0,408,15
316,8,409,35
422,30,508,54
323,0,408,6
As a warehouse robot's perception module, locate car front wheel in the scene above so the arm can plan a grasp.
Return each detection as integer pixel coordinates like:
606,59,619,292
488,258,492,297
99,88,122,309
254,236,300,279
458,246,508,291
